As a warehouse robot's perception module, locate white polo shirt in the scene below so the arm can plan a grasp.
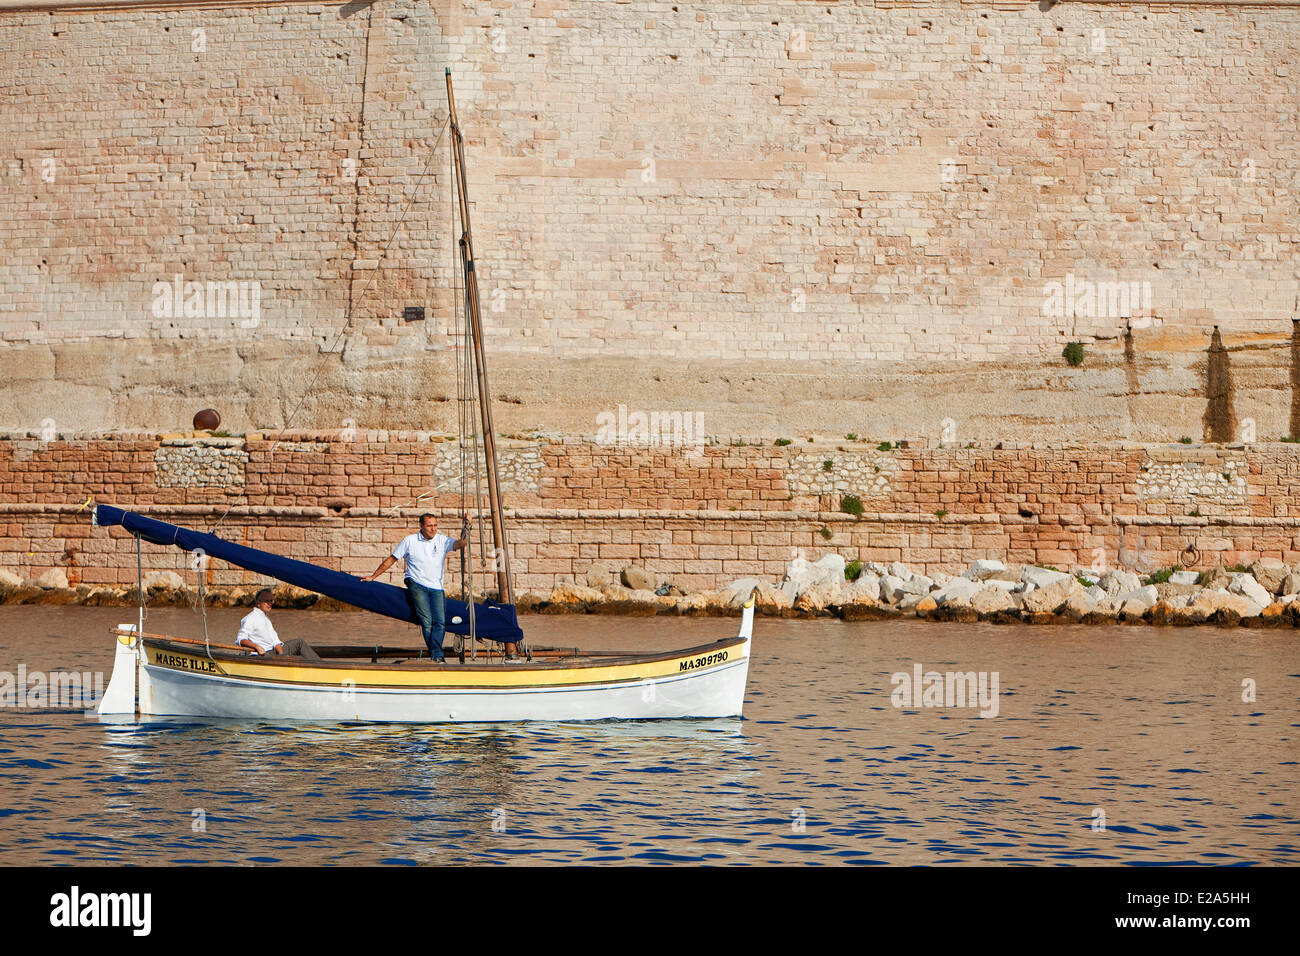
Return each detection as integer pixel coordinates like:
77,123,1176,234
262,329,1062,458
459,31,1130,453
392,532,456,590
236,607,281,653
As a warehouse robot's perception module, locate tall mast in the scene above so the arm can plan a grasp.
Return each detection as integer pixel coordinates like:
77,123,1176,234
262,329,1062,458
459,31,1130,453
446,69,513,604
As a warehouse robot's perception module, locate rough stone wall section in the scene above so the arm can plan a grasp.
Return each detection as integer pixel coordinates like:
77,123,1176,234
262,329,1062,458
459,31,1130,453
786,450,898,498
153,439,248,489
1136,452,1248,507
430,442,542,496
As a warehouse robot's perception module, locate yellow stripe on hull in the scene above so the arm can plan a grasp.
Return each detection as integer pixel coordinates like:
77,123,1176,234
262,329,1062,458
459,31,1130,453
143,640,746,691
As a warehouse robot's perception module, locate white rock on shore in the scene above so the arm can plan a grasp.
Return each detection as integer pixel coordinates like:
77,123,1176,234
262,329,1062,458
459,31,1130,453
850,572,881,599
839,577,880,607
964,559,1006,580
794,575,844,613
780,554,846,602
548,582,606,605
583,563,613,588
621,566,656,591
142,570,186,590
725,578,763,599
10,551,1300,629
1021,577,1085,614
1115,585,1159,611
1021,566,1070,591
1249,561,1288,594
1228,574,1272,608
754,584,794,611
970,585,1017,614
880,573,931,604
1192,589,1264,618
1064,587,1097,617
932,577,981,608
1099,569,1141,596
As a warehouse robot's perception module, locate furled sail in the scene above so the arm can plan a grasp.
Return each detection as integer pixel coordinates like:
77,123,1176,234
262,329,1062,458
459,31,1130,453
94,505,523,644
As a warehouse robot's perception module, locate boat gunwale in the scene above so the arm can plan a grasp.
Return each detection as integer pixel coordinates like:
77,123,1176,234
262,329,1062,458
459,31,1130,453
140,653,751,696
139,632,748,673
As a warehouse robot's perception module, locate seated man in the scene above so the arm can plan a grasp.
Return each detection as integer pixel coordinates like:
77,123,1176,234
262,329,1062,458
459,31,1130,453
235,588,321,661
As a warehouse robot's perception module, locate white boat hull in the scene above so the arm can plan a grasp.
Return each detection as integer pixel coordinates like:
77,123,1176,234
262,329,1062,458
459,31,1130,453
141,655,749,722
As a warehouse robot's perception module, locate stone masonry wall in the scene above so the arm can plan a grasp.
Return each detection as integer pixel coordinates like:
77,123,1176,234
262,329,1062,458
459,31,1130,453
0,1,1297,439
6,431,1300,592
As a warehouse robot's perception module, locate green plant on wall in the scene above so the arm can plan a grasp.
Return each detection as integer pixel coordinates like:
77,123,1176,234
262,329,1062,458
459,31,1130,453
1062,342,1084,366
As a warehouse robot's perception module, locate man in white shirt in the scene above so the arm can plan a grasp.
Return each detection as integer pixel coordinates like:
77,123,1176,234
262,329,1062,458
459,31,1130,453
362,513,470,663
235,588,321,661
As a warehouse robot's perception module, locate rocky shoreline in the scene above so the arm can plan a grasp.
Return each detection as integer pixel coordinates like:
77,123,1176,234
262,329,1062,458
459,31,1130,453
5,557,1300,628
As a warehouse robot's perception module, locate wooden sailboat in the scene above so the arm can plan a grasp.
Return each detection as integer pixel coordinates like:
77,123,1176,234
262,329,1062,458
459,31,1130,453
98,619,752,722
93,71,754,722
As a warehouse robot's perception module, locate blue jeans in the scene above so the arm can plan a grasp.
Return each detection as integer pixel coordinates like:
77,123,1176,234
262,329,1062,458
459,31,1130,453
405,579,446,661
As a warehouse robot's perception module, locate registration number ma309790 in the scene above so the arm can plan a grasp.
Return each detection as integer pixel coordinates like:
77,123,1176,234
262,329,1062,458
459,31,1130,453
679,650,728,672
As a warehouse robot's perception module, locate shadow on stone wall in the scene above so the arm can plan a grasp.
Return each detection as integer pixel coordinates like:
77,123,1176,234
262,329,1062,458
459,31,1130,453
1204,326,1235,443
1290,319,1300,442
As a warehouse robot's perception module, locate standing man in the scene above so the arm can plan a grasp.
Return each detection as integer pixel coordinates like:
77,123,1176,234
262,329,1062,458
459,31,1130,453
235,588,322,661
362,513,468,663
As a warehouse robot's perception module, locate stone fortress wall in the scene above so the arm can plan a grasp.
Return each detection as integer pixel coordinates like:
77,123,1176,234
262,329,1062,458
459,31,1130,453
0,0,1297,442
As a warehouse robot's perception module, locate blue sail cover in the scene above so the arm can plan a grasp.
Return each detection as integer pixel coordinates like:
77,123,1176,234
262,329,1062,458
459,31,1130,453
94,505,523,644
